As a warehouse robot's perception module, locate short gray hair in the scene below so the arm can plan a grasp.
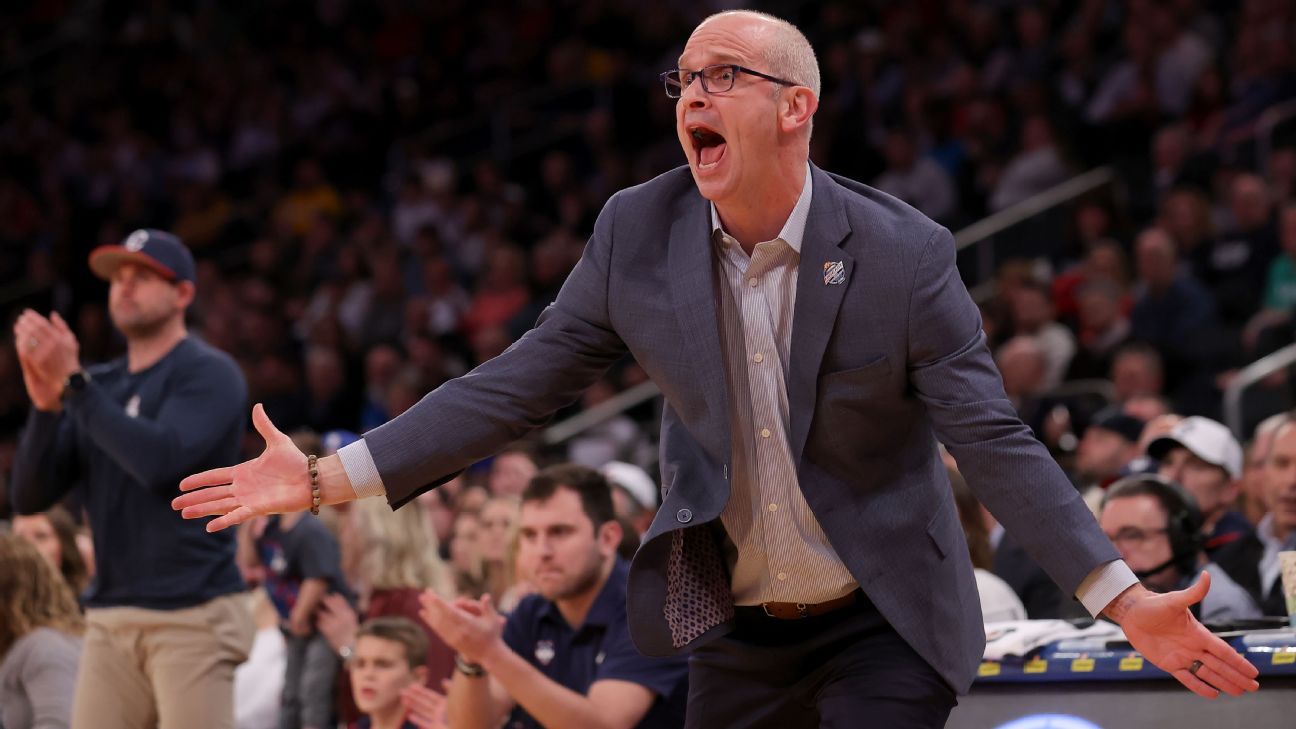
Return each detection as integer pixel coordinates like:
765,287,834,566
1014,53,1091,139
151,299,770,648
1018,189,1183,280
703,10,821,98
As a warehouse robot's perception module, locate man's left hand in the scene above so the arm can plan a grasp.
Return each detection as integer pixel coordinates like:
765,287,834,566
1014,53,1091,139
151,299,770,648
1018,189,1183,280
1106,571,1260,698
418,591,506,665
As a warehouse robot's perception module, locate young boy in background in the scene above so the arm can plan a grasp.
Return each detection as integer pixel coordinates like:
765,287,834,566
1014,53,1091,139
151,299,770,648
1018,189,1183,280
350,617,445,729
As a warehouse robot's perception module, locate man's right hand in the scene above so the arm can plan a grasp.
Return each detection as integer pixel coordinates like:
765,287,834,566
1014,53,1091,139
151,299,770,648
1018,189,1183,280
173,403,320,531
13,312,65,411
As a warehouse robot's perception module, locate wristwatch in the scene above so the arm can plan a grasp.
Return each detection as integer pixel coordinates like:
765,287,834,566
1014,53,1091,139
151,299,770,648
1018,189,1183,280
455,653,486,678
338,644,354,664
62,370,91,400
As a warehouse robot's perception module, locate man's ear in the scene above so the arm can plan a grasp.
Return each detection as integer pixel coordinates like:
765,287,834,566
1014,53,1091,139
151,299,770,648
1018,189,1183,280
413,664,429,684
597,519,624,555
175,280,196,309
780,86,818,134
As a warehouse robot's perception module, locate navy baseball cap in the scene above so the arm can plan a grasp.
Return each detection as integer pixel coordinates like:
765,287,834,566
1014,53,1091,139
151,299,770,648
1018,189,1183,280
88,229,196,284
1087,406,1146,444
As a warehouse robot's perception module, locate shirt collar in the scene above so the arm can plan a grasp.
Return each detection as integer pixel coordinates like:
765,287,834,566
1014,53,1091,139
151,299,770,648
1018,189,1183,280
1254,508,1285,547
710,162,813,254
539,558,629,630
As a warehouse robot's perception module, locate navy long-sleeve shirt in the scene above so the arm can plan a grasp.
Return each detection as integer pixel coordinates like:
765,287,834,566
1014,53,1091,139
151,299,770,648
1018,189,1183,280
10,336,247,609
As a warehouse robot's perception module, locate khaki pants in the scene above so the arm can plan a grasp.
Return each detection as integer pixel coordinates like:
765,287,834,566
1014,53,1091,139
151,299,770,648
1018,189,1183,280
72,593,255,729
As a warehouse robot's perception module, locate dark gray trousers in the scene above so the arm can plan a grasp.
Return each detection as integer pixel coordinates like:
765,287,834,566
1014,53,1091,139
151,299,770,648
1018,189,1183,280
685,591,957,729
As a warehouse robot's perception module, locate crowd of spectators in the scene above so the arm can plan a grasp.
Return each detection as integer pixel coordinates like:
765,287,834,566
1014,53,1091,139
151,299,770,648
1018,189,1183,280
3,0,1296,727
0,0,1293,480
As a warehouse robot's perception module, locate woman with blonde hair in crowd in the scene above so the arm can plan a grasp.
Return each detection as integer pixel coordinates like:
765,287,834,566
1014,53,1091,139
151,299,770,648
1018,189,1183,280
320,497,457,725
12,504,90,594
477,495,534,611
0,533,84,729
447,510,486,598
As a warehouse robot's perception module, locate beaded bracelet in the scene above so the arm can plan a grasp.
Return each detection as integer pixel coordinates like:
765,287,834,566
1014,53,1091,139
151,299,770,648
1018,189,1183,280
308,454,321,515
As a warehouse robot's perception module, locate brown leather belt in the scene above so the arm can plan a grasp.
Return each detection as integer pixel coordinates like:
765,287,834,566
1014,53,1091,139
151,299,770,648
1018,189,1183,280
756,591,857,620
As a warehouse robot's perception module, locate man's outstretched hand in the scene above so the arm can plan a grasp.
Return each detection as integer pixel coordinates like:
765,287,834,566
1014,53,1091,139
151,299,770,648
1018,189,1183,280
172,403,312,532
1107,571,1260,698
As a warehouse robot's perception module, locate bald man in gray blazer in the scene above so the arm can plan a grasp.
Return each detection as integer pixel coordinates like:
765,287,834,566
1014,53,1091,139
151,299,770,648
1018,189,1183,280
178,11,1258,729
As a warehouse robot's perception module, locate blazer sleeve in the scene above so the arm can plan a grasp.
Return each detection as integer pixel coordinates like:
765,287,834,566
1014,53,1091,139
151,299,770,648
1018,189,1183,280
905,226,1119,596
365,194,630,507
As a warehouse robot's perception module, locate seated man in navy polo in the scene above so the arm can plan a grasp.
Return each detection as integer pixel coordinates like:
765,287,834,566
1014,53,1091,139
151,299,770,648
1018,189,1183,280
419,464,688,729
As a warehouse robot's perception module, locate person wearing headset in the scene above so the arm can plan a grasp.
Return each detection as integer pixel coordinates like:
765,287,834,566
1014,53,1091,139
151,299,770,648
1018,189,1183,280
1099,475,1261,624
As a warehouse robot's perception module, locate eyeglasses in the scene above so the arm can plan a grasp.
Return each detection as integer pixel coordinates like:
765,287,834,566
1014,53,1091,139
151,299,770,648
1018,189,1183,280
1106,527,1169,549
660,64,798,99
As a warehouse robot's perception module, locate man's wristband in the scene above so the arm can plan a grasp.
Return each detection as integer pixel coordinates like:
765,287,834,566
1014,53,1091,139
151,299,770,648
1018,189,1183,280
455,654,486,678
307,454,320,515
62,370,90,401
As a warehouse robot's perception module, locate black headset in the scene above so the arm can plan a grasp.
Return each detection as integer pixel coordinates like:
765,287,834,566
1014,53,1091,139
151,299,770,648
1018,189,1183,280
1102,474,1205,578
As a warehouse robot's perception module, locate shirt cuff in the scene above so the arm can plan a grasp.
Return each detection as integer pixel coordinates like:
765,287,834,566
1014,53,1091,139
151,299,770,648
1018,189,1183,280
337,440,387,500
1075,559,1139,618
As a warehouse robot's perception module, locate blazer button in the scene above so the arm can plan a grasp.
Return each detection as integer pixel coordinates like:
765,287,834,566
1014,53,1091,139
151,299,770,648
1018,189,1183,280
676,508,693,524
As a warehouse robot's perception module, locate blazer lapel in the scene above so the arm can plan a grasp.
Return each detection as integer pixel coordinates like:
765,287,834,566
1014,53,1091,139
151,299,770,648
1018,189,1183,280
668,195,732,463
787,166,854,467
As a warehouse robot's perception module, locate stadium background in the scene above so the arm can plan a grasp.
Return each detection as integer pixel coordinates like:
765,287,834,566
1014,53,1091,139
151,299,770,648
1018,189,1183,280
0,0,1293,514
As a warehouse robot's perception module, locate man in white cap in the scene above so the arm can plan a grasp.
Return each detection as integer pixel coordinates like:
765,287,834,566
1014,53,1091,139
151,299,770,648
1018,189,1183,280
602,461,659,539
1149,416,1252,554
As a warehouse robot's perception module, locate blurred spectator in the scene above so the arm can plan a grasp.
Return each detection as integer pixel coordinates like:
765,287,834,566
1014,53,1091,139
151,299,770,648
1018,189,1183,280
234,591,288,729
274,159,342,236
462,247,530,339
487,446,539,498
11,504,89,594
989,115,1072,212
1123,394,1173,423
251,510,354,729
873,127,957,223
1244,201,1296,352
1066,278,1133,381
601,460,659,540
304,346,359,432
359,345,405,431
1148,416,1251,553
1239,413,1287,527
1009,281,1076,389
1196,173,1279,327
1216,415,1296,616
448,511,486,598
948,467,1027,623
413,257,470,338
1074,407,1147,513
995,336,1049,435
1130,226,1216,363
1159,187,1215,259
416,487,456,550
1053,239,1132,324
1110,342,1166,403
1098,476,1258,623
1150,125,1195,202
478,496,529,612
568,378,653,468
0,534,84,729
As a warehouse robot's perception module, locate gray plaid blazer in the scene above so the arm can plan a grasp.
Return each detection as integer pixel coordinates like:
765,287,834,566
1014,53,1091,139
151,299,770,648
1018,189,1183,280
366,164,1118,694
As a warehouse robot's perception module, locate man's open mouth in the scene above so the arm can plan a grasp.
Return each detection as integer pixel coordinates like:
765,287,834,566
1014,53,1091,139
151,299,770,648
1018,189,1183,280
690,125,727,169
